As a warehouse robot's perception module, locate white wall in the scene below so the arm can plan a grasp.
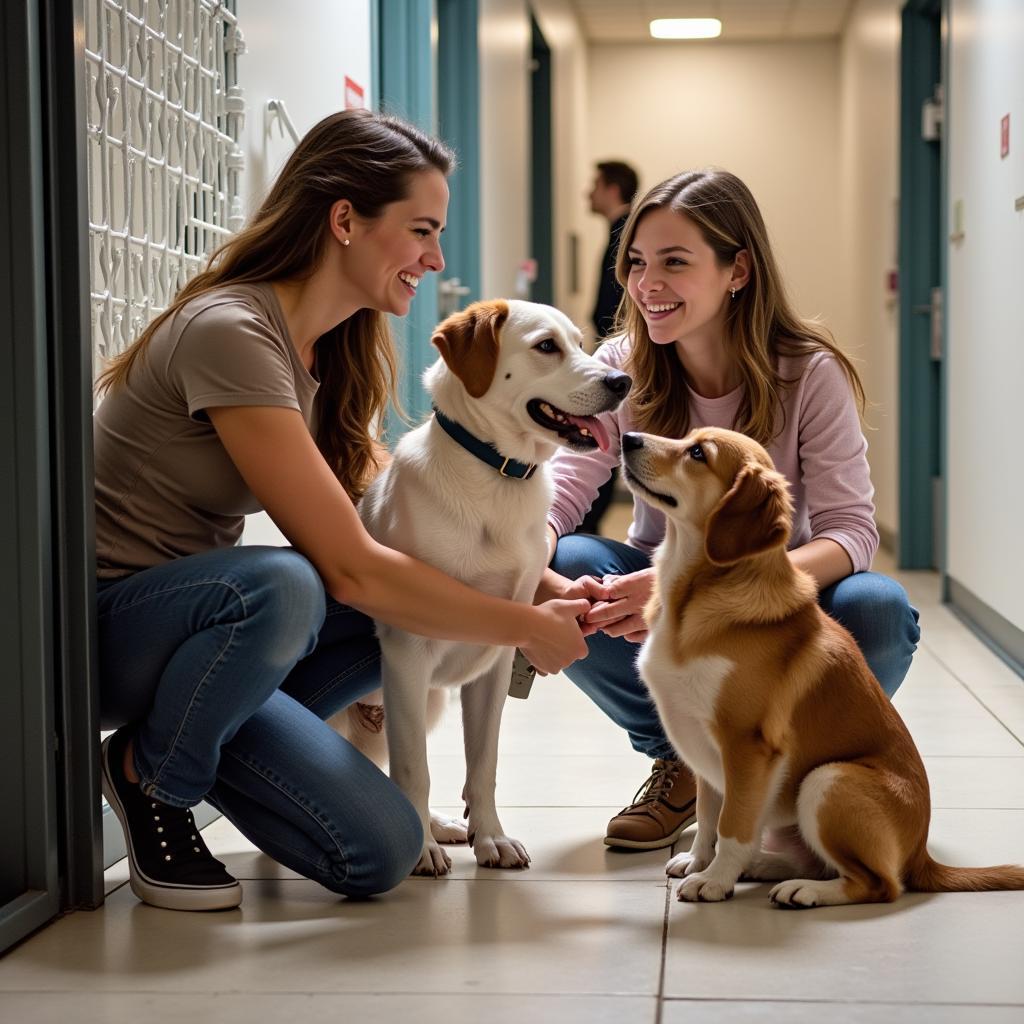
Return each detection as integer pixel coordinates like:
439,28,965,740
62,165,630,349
478,0,531,301
946,0,1024,629
478,0,592,330
836,0,902,538
236,0,373,215
584,40,841,331
235,0,372,547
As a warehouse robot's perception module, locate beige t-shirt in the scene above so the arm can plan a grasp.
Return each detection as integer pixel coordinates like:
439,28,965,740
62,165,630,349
94,282,319,578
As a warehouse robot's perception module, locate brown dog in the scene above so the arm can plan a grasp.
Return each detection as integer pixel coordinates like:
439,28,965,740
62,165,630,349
623,426,1024,907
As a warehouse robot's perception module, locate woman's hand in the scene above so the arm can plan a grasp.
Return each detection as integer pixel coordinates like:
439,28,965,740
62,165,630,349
534,567,609,604
533,568,611,638
521,598,592,675
583,567,657,643
207,406,591,652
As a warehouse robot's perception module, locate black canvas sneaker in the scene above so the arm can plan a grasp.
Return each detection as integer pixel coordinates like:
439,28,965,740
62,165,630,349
101,728,242,911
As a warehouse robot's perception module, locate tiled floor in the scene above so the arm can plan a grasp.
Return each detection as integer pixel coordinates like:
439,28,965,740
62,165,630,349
3,525,1023,1023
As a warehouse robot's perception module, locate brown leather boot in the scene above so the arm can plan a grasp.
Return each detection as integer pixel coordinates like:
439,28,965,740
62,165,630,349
604,758,697,850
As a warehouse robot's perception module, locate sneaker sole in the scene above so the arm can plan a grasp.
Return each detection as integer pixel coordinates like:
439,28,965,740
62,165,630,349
603,812,697,851
101,736,242,912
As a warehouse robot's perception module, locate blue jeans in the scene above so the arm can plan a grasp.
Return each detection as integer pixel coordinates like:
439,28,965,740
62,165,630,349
96,545,422,897
551,534,921,761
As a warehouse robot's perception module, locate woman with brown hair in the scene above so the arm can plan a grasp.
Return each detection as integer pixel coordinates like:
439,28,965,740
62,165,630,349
537,168,920,852
95,109,590,911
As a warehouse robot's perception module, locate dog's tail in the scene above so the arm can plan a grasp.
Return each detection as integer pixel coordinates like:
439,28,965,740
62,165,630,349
906,852,1024,893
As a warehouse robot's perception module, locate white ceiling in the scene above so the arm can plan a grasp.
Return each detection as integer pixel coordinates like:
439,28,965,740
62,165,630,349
568,0,856,43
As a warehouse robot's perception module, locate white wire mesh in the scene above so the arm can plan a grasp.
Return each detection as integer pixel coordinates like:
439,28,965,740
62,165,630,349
86,0,245,376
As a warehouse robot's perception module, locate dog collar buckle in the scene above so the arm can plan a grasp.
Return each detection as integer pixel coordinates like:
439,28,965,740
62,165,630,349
499,456,537,480
433,407,538,482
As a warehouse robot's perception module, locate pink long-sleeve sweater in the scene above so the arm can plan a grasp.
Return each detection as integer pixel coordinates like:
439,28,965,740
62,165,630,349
547,338,879,573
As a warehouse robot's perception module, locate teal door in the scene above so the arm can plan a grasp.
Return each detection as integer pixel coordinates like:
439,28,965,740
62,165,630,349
437,0,481,316
375,0,441,434
529,13,553,305
898,0,946,571
375,0,481,436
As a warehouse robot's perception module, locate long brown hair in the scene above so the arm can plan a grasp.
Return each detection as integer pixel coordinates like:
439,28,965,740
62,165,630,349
615,169,865,445
96,109,454,500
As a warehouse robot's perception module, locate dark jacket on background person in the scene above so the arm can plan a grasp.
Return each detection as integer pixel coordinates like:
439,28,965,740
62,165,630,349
591,211,629,339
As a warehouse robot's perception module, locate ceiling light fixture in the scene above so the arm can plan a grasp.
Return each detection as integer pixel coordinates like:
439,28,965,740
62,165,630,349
649,18,722,40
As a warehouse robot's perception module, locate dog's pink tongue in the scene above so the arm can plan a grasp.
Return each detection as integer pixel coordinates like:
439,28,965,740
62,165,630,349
566,414,610,452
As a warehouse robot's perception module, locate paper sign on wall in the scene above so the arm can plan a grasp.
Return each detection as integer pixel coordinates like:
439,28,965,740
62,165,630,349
345,76,365,110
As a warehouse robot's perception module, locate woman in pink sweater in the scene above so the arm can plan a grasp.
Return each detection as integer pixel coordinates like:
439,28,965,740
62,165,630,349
537,169,920,852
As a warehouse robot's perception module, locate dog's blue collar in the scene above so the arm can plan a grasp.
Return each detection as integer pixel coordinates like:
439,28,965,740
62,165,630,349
432,407,537,480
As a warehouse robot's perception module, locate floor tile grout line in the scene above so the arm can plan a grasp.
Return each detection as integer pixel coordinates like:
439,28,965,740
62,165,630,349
930,805,1024,811
919,639,1024,750
0,988,663,999
2,988,1020,1008
654,874,671,1024
951,690,1024,749
921,754,1024,759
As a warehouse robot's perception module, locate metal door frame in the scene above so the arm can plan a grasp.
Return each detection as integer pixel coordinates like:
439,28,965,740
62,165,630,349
0,0,102,955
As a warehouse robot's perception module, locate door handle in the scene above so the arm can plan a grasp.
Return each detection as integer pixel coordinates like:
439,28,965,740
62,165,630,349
438,277,471,317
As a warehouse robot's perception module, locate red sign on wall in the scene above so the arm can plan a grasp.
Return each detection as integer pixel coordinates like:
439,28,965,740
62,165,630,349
1001,114,1010,159
345,76,365,110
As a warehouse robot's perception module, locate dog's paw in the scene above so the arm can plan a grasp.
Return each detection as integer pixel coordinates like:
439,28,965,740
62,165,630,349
769,878,842,909
685,843,716,876
412,841,452,878
666,849,712,878
676,871,734,903
430,810,469,845
472,834,530,870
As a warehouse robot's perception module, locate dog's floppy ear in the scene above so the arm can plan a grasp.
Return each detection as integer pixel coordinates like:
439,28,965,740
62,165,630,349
431,300,509,399
705,463,791,565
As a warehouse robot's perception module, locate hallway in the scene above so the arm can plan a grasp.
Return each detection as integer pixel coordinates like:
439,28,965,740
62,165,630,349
3,546,1022,1023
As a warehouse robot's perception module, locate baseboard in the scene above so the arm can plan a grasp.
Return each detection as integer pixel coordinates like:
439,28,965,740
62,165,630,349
947,577,1024,681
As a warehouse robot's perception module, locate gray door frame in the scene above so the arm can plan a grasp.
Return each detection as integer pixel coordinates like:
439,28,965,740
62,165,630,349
0,0,103,955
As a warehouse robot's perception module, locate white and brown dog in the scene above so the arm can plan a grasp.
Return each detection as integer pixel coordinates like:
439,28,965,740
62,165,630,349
623,426,1024,908
355,299,630,876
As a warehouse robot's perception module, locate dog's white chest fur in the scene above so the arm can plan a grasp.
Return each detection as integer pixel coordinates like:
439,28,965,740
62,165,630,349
638,632,733,793
360,428,550,684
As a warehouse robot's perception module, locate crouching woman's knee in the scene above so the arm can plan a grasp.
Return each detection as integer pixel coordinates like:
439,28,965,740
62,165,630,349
551,532,630,581
825,572,921,699
246,548,327,669
319,785,423,898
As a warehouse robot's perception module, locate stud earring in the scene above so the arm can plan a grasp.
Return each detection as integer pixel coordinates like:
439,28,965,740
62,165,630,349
342,239,351,247
730,287,737,299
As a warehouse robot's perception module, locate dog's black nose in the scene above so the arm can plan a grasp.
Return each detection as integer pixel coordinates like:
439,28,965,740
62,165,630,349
603,371,632,398
622,432,643,452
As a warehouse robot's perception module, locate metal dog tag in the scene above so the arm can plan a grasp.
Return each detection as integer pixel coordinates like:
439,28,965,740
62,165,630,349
509,649,536,699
